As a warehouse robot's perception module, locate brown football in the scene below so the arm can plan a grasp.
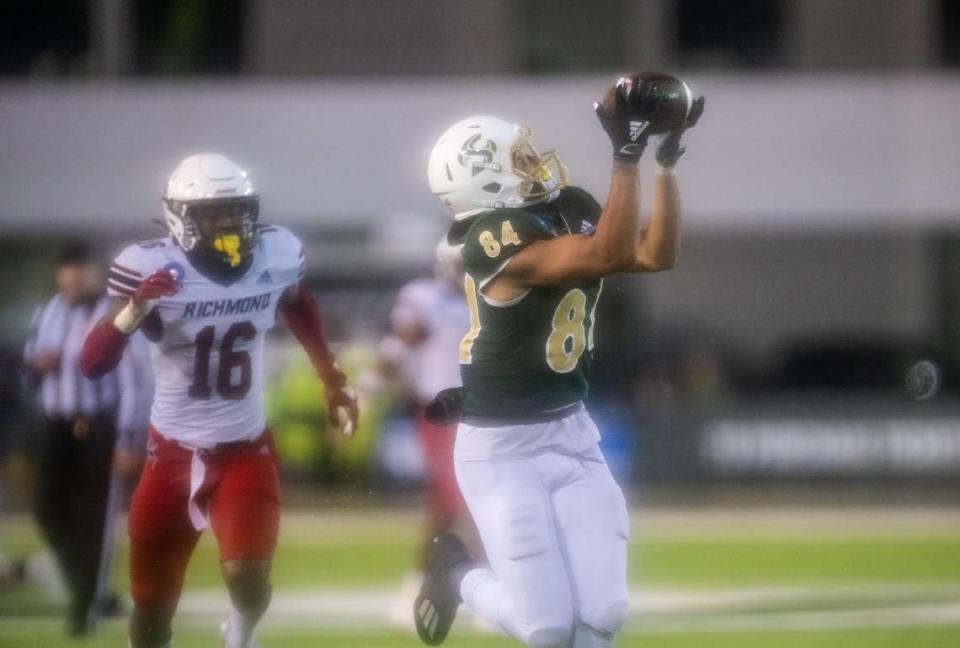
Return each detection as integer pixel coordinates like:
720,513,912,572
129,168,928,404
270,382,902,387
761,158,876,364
600,72,694,135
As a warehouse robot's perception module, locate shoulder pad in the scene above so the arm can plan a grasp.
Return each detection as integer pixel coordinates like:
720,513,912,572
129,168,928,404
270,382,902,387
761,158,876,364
135,239,169,250
107,238,181,298
259,225,302,256
462,209,556,280
258,224,305,282
555,186,602,231
107,243,150,298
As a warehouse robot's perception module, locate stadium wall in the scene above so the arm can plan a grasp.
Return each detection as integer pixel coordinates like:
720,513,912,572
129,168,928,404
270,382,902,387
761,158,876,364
2,74,959,234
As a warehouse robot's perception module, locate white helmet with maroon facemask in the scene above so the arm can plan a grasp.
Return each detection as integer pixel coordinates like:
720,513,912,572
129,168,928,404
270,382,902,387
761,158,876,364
162,153,259,267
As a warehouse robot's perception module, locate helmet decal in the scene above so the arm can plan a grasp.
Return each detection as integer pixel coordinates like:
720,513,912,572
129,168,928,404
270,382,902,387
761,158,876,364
428,116,567,221
458,134,497,175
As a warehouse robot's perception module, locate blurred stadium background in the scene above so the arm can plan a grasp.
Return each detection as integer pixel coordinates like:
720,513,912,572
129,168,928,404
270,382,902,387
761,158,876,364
2,1,960,646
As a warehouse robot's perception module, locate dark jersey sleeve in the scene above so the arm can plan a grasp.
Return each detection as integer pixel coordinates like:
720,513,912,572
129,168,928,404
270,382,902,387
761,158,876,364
554,186,603,233
461,209,556,282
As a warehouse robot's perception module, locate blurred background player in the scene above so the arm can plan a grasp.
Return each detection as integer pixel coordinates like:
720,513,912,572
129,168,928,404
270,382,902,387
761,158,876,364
414,75,703,647
80,153,359,648
377,239,483,627
21,241,152,636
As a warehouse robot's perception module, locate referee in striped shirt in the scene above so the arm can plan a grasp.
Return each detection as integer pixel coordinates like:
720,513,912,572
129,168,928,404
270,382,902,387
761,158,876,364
22,242,152,636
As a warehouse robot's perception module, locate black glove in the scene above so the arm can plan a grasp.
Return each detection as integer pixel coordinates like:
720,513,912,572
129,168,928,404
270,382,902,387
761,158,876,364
424,387,465,426
594,75,662,163
656,96,705,169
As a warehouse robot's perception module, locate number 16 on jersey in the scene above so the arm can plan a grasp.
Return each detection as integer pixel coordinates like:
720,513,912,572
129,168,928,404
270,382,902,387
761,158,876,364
188,321,256,400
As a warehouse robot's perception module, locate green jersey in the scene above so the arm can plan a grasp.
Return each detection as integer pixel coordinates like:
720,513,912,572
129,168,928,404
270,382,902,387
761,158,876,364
458,187,604,418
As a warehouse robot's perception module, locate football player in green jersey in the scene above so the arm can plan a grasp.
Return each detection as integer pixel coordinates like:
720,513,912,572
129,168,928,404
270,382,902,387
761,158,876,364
413,74,704,647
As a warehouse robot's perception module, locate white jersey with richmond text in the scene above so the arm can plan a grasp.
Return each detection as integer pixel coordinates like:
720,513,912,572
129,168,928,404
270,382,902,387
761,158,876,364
107,226,304,448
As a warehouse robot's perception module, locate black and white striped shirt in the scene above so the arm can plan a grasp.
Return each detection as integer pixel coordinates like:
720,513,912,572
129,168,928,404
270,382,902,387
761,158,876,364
23,293,152,448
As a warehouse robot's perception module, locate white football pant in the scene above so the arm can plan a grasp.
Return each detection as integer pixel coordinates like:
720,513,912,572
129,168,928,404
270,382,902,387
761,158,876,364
456,444,629,647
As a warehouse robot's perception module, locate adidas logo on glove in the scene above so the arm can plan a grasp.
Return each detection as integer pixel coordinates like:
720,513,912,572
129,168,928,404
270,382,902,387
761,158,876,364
629,120,649,142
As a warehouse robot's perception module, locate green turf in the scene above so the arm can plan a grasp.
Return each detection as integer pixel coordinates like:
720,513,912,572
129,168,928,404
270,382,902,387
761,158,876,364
3,510,960,647
632,537,960,586
1,620,959,648
8,517,955,590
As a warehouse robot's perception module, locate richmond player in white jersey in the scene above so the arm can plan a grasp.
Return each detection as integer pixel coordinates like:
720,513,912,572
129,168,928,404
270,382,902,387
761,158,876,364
81,153,358,648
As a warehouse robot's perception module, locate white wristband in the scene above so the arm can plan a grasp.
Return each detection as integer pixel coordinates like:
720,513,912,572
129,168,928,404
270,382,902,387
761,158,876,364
113,300,151,334
656,164,677,176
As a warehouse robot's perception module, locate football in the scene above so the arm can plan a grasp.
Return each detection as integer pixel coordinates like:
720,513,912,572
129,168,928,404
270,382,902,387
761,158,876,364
601,71,695,135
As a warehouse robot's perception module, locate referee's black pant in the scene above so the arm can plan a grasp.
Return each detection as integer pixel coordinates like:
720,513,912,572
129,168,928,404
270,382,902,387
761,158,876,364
34,413,115,634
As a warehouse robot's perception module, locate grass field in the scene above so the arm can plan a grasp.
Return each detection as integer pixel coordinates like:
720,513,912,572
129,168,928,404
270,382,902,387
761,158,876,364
2,507,959,647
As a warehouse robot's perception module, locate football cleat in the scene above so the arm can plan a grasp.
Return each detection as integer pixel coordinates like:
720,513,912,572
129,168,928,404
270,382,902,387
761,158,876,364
414,533,473,646
220,617,259,648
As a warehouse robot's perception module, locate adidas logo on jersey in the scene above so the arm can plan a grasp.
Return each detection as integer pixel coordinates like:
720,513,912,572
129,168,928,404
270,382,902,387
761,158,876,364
581,221,596,235
257,270,272,284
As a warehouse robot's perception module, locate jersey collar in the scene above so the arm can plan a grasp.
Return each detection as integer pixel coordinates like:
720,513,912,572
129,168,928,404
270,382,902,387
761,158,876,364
185,248,254,287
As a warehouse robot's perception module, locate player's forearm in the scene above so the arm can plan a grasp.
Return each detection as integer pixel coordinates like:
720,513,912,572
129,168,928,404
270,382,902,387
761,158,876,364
509,164,641,286
633,169,680,272
80,321,129,379
590,161,641,273
536,163,641,282
279,286,344,387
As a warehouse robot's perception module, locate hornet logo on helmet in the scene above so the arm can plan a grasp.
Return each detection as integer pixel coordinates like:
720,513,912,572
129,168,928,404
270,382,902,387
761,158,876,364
458,135,497,176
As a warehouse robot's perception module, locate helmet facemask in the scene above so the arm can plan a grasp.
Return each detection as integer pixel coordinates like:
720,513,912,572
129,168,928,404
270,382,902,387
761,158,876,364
164,196,259,268
511,129,568,204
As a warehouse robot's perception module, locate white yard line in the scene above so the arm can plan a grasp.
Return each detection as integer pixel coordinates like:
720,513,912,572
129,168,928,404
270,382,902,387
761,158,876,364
6,507,960,539
166,584,960,632
176,583,960,616
632,508,960,539
636,602,960,634
631,583,960,612
3,585,960,637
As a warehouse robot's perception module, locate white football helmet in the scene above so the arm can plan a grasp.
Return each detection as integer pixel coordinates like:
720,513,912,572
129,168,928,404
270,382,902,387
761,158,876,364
161,153,259,255
427,116,567,221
